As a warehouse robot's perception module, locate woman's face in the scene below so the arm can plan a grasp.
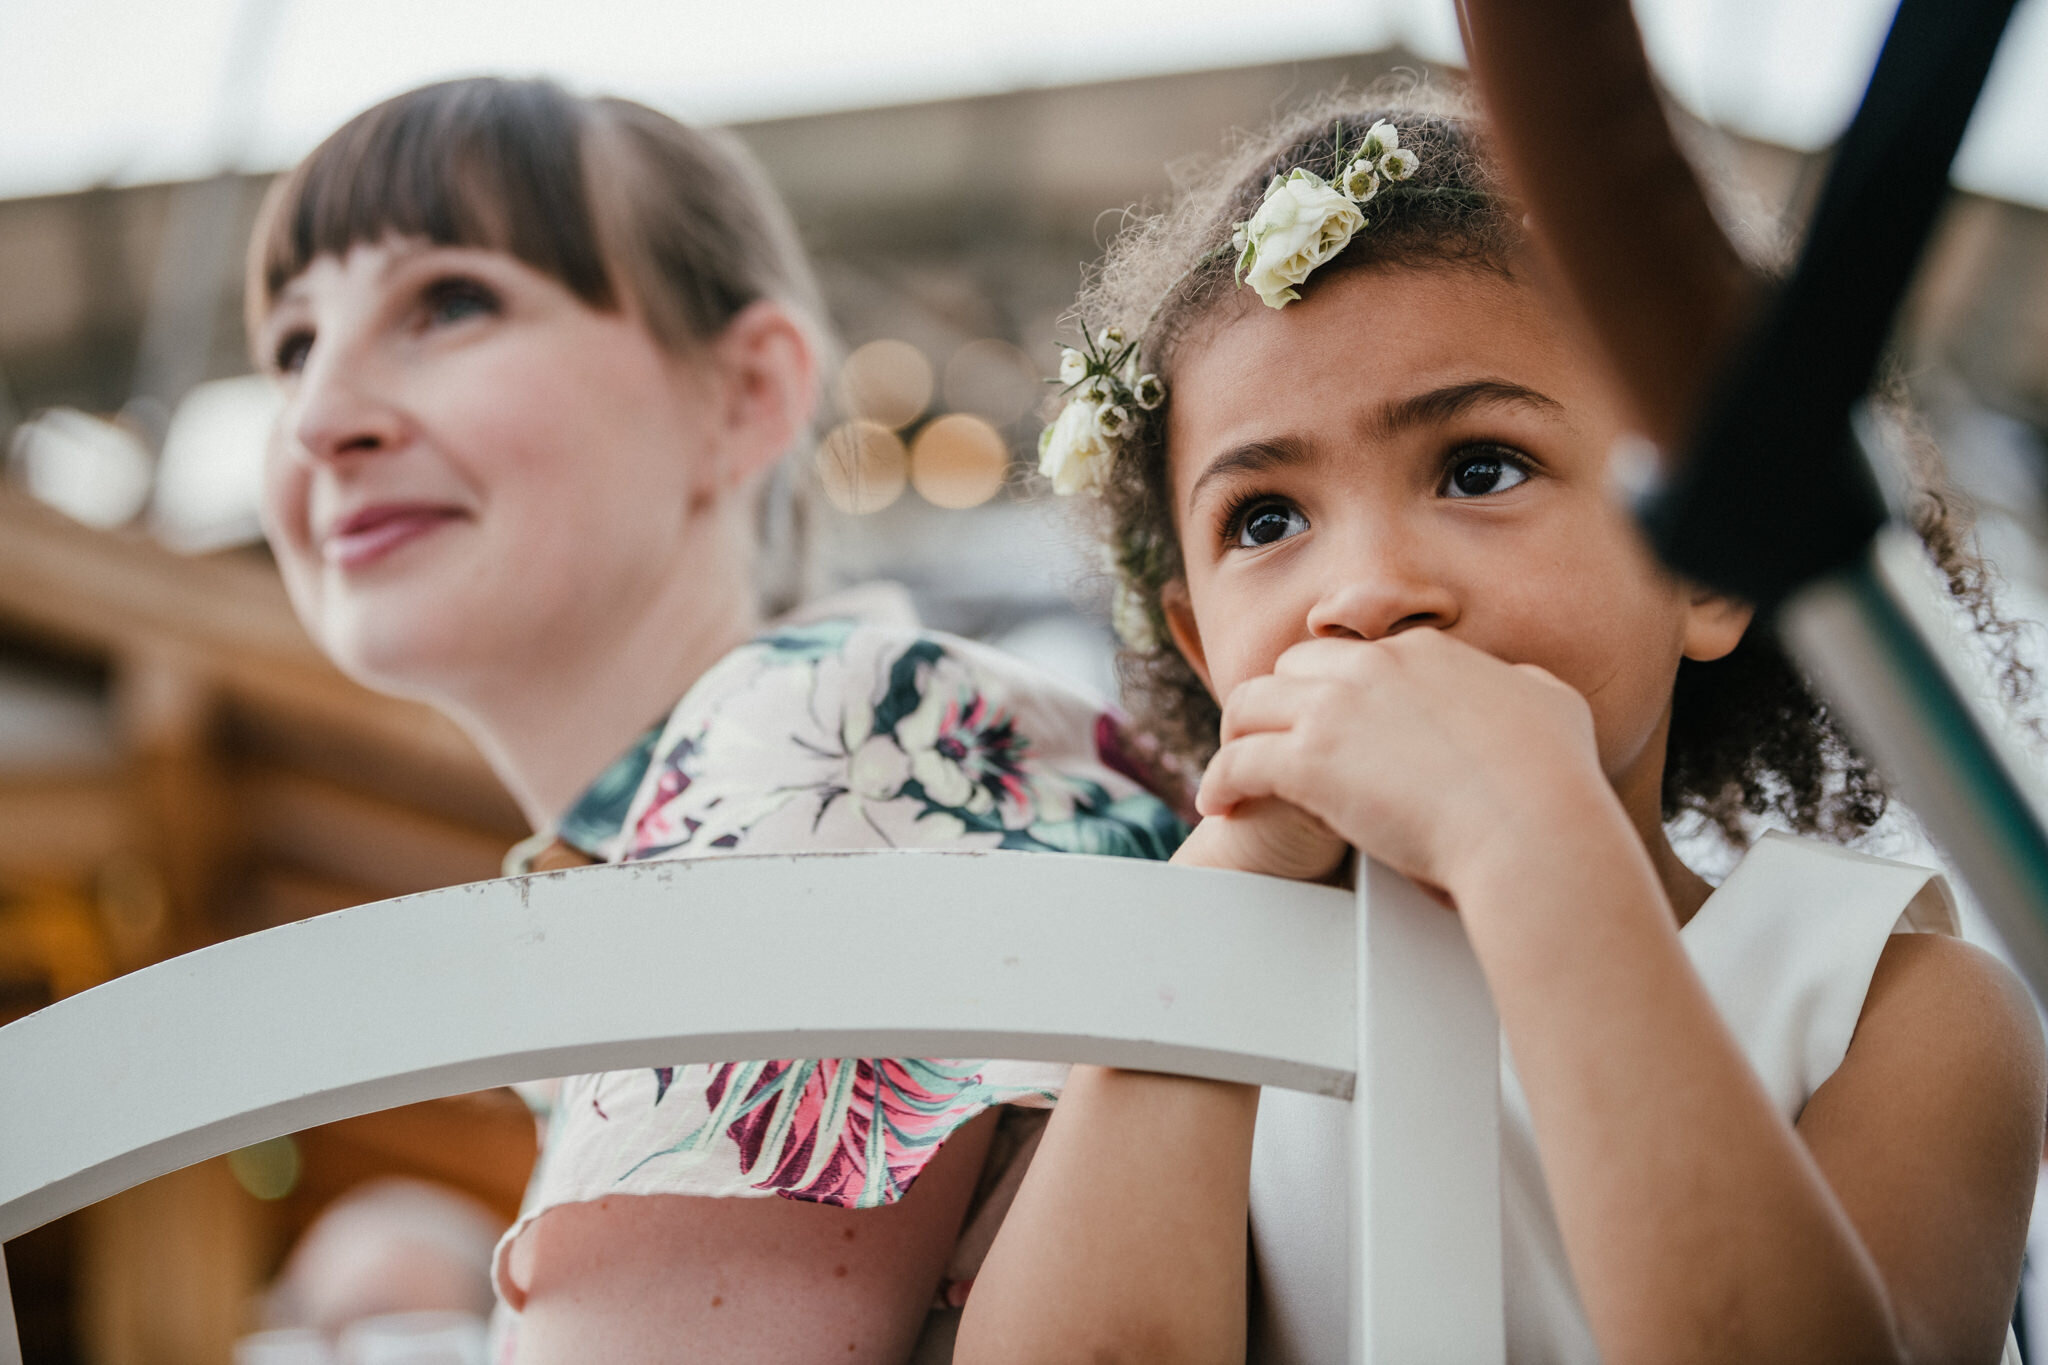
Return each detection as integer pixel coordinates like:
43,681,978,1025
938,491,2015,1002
258,239,724,700
1164,263,1747,801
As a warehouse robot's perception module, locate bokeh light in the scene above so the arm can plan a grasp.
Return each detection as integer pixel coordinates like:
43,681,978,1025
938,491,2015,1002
910,413,1009,509
837,339,932,430
942,338,1043,426
228,1135,302,1201
9,409,153,528
817,419,909,514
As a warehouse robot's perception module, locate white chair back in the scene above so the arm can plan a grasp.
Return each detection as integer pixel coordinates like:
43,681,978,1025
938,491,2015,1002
0,850,1501,1364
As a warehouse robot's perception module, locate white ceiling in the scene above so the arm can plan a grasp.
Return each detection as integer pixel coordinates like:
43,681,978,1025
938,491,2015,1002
1,0,2044,207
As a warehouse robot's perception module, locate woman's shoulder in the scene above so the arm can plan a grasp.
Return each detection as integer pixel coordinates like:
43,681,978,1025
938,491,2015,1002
620,588,1190,862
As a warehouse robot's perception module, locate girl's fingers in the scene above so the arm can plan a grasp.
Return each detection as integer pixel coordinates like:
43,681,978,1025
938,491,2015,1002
1217,673,1321,744
1197,731,1308,818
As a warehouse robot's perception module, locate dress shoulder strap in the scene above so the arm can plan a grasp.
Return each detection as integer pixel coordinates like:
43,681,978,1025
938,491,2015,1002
1679,831,1957,1120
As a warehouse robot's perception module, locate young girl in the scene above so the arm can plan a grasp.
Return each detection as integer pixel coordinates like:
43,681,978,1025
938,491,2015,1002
956,89,2048,1364
249,77,1184,1361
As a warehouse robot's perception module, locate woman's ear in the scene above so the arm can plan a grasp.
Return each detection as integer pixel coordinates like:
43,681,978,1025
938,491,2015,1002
703,299,817,493
1159,579,1217,696
1680,584,1753,664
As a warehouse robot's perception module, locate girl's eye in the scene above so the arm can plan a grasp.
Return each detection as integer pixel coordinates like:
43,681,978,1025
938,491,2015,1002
422,276,501,327
1231,499,1309,549
272,329,313,375
1442,446,1532,499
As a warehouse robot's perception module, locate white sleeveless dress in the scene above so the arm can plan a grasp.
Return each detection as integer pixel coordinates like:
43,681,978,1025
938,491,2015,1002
1247,831,2015,1364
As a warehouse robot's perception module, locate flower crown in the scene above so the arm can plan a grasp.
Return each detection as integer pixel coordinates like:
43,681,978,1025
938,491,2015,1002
1233,118,1418,309
1036,119,1424,647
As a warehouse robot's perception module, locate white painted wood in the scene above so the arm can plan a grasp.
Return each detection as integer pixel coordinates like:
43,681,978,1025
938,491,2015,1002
0,1244,17,1365
0,850,1355,1243
1783,529,2048,992
0,848,1512,1358
1351,859,1505,1364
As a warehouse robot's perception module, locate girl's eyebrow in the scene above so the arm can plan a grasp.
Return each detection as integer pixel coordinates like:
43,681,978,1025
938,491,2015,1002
1185,378,1563,514
1185,437,1310,514
1363,378,1562,441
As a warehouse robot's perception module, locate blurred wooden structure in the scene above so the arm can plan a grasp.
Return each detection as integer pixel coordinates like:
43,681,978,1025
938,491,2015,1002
0,485,533,1364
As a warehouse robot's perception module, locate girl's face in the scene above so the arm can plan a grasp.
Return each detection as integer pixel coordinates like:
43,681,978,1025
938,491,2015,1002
1163,264,1747,800
258,239,726,699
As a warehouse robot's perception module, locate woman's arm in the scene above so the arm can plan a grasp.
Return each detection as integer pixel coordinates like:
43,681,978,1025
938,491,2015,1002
508,1110,995,1363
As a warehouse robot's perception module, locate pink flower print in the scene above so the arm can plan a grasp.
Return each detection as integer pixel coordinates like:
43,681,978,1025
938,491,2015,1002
695,1057,992,1207
897,686,1032,821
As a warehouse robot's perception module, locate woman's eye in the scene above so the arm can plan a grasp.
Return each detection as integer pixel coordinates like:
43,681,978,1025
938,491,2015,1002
1233,500,1309,548
1442,447,1531,499
422,277,501,327
272,330,313,374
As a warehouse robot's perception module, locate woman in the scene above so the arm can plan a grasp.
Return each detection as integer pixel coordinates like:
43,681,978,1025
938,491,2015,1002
250,76,1184,1360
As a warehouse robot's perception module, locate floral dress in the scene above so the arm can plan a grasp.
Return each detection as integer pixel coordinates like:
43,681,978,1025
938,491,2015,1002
490,585,1186,1331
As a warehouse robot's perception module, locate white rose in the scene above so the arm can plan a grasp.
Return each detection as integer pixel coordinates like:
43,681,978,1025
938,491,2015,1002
1058,347,1087,385
1379,147,1420,182
1238,169,1365,309
1037,398,1114,496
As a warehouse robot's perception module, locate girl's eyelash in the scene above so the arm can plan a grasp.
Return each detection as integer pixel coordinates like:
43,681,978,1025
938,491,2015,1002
1438,441,1537,490
1217,488,1294,545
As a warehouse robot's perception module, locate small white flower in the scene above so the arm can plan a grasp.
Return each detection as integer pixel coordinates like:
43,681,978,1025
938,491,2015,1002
1081,373,1115,404
1237,168,1366,309
1360,119,1399,162
1058,347,1087,385
1119,350,1141,386
1379,147,1420,182
1096,326,1125,350
1037,397,1114,496
1340,158,1380,204
1132,373,1165,410
1111,581,1159,652
1094,404,1135,440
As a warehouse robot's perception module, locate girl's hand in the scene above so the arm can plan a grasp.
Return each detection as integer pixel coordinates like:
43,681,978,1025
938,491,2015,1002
1195,629,1608,903
1172,799,1349,884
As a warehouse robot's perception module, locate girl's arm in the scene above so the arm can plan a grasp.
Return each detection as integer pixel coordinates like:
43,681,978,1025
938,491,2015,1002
1456,797,2042,1363
954,809,1344,1365
1205,629,2047,1363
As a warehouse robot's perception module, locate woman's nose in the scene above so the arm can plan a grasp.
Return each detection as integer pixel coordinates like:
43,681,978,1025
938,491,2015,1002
1305,563,1460,641
289,344,406,465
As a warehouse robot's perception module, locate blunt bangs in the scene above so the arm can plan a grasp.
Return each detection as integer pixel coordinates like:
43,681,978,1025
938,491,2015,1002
252,78,615,322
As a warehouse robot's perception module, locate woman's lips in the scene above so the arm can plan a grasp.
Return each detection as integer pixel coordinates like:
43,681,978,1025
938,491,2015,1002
322,505,463,571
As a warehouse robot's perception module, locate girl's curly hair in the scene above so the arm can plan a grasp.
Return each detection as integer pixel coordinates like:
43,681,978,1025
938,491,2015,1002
1072,80,2034,845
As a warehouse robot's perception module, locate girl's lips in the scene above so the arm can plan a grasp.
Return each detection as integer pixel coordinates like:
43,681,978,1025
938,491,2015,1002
323,505,463,571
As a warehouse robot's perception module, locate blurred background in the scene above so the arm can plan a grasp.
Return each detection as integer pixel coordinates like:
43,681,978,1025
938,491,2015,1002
2,0,2046,1360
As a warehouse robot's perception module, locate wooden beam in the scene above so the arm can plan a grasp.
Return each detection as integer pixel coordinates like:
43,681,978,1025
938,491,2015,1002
0,488,487,778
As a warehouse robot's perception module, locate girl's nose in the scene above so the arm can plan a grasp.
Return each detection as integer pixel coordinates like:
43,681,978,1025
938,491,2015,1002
1306,571,1460,642
289,345,406,465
